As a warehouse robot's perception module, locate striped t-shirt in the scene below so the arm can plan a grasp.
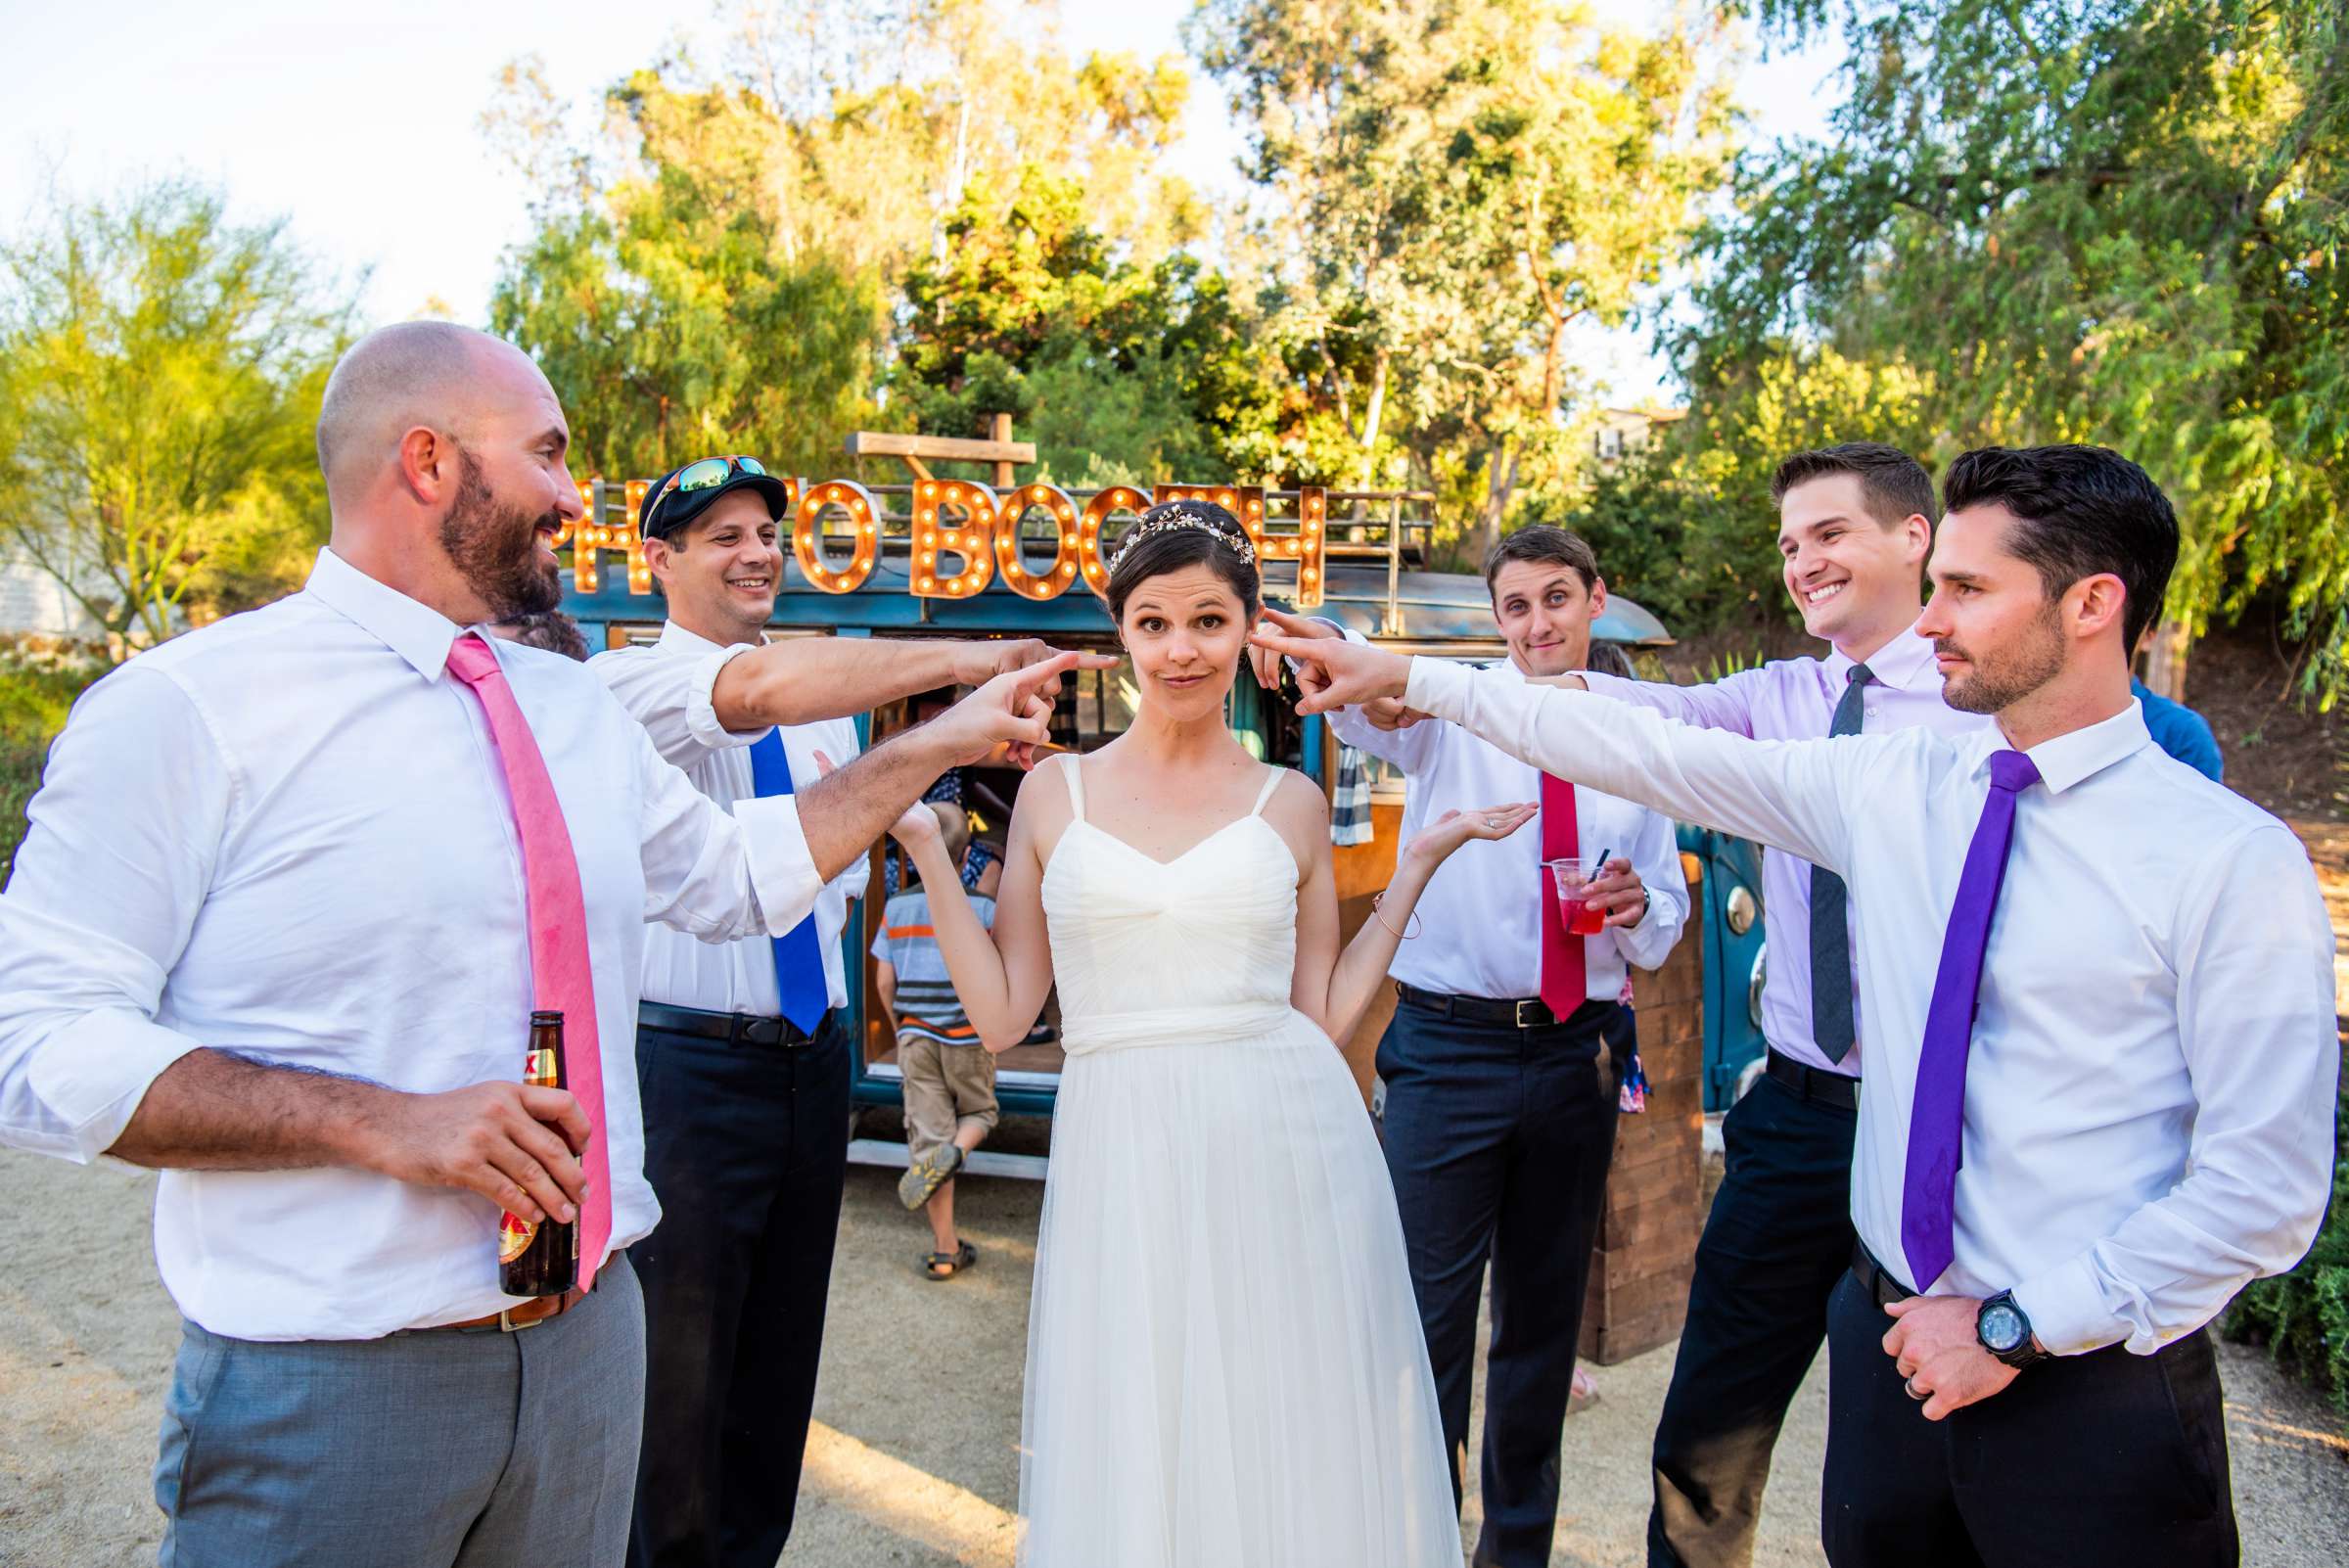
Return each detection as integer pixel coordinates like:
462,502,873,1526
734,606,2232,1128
871,890,998,1046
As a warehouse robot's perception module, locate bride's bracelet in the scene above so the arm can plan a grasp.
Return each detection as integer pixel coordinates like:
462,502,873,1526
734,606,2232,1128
1370,890,1422,941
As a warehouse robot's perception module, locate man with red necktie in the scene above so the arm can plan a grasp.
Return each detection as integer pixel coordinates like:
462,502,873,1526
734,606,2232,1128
1267,526,1689,1567
0,321,1081,1568
1257,446,2339,1568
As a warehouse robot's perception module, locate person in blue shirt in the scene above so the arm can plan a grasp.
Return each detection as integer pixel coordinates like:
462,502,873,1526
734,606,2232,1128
2133,677,2225,781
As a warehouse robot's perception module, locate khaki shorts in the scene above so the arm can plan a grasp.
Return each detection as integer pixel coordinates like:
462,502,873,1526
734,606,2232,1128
898,1034,1000,1161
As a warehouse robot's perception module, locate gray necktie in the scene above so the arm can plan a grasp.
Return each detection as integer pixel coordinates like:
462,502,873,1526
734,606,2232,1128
1809,664,1872,1062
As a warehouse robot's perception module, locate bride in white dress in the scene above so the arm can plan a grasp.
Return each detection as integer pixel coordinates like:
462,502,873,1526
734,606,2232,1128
886,500,1535,1566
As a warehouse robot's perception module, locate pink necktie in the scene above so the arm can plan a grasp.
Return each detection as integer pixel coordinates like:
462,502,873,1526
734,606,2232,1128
446,632,613,1290
1538,772,1585,1020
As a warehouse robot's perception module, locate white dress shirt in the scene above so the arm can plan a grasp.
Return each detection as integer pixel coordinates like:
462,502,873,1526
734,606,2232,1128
593,623,869,1014
0,548,821,1341
1329,661,1688,1002
1407,657,2339,1356
1582,621,1992,1075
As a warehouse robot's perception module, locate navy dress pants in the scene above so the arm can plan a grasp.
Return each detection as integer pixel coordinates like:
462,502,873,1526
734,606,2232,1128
1376,992,1627,1568
1820,1268,2237,1567
628,1011,852,1568
1647,1070,1857,1566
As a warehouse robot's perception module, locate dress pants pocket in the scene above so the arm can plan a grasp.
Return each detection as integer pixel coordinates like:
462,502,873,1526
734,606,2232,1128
154,1328,232,1550
2152,1333,2226,1520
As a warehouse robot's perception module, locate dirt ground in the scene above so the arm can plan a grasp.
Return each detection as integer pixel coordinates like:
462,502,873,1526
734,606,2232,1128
6,620,2348,1566
3,1130,2345,1568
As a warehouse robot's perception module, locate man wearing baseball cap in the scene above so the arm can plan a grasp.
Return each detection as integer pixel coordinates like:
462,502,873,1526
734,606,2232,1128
594,455,1102,1567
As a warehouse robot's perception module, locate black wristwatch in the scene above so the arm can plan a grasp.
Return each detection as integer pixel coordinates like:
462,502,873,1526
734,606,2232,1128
1976,1291,2050,1369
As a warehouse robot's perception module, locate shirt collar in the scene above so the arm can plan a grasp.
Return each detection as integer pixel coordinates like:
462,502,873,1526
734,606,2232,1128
1824,615,1940,693
301,547,466,681
1975,700,2155,796
656,620,764,656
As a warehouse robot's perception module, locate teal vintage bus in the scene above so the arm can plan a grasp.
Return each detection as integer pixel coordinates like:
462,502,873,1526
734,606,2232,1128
554,466,1769,1144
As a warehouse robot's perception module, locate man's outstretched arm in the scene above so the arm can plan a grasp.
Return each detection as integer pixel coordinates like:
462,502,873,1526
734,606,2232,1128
1254,630,1872,876
710,636,1111,730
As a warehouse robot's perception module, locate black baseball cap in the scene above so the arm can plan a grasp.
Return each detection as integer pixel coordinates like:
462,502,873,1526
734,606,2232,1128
637,456,794,541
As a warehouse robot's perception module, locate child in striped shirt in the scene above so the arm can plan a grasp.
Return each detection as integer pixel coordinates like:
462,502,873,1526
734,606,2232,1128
872,802,1000,1280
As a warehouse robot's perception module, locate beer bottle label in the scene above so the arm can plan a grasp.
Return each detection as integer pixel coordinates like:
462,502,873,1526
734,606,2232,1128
524,1046,557,1087
498,1209,538,1263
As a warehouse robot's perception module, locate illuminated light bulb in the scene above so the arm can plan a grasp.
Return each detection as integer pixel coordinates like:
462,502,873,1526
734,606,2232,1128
862,522,875,533
921,483,936,497
919,576,934,591
1219,491,1234,506
1062,531,1078,547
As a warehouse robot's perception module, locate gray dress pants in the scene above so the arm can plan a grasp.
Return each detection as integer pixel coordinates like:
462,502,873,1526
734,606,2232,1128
155,1253,645,1568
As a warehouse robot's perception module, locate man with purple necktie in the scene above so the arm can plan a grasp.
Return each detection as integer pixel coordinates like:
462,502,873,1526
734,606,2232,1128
1256,444,2339,1568
1554,443,1990,1567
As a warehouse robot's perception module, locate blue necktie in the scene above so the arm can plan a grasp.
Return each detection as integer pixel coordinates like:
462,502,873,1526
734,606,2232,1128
748,730,830,1035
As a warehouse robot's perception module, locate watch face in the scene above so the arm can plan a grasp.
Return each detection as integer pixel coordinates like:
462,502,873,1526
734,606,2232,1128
1980,1302,2026,1353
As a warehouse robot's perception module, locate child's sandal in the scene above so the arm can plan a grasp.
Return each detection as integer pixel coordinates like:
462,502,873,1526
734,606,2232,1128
921,1240,977,1280
898,1143,966,1209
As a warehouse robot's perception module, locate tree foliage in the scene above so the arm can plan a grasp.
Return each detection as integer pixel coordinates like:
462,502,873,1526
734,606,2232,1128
1663,0,2349,687
0,178,352,652
1193,0,1735,544
487,0,1209,484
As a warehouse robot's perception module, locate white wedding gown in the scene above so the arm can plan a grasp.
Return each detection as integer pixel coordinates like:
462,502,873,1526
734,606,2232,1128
1018,757,1461,1566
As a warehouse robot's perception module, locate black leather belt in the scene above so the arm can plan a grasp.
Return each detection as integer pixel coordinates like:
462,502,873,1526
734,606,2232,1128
639,1001,816,1048
1851,1242,1916,1309
1394,983,1607,1031
1766,1048,1861,1111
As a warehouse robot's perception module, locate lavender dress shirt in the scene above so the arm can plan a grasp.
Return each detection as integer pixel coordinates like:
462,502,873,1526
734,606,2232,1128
1581,621,1991,1077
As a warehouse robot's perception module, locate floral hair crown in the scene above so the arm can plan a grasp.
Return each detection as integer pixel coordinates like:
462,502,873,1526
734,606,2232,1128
1107,505,1258,575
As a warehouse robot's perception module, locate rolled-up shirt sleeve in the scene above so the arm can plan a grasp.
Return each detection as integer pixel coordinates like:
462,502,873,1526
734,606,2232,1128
592,643,763,770
2010,821,2340,1355
631,724,821,941
0,669,223,1162
1612,803,1690,973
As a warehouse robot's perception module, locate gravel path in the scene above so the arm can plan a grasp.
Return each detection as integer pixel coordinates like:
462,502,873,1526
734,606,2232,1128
3,1135,2344,1567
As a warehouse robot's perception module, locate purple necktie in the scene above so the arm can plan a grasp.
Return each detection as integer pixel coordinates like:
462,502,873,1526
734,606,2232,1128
1900,748,2042,1291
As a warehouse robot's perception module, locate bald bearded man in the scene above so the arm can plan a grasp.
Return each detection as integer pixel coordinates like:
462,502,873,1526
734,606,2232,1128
0,322,1079,1568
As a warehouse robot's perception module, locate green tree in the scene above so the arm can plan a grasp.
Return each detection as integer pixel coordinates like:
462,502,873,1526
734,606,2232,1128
0,178,352,653
486,0,1209,482
1684,0,2349,698
1192,0,1735,545
891,164,1270,484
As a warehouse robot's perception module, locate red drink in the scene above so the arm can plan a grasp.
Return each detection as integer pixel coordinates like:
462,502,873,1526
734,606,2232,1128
1546,858,1608,936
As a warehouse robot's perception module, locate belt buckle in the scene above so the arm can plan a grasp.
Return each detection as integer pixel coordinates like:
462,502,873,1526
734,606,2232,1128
497,1307,545,1333
1514,999,1544,1031
738,1016,787,1047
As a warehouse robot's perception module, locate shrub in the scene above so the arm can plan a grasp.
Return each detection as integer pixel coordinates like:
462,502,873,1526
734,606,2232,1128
0,648,97,883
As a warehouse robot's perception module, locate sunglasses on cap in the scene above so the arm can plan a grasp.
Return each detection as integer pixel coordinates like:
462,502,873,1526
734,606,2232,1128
642,455,769,538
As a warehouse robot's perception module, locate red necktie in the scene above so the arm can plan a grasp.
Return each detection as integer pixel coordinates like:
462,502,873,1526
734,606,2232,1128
446,633,614,1290
1539,772,1585,1020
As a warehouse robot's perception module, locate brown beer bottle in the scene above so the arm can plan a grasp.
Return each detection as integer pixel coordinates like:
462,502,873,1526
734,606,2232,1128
497,1009,579,1297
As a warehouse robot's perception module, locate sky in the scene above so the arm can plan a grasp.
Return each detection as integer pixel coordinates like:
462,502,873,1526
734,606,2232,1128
0,0,1842,403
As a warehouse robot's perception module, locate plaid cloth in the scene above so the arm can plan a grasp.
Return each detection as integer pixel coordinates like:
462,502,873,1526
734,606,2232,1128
881,769,996,897
1330,742,1375,847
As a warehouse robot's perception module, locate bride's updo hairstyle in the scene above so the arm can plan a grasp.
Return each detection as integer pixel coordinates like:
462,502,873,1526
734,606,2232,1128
1104,500,1261,624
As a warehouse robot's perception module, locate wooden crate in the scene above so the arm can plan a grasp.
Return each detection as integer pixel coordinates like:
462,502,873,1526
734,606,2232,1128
1579,856,1706,1365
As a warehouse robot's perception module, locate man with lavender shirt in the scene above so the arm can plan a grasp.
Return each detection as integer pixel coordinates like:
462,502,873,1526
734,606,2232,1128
1563,446,1991,1568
